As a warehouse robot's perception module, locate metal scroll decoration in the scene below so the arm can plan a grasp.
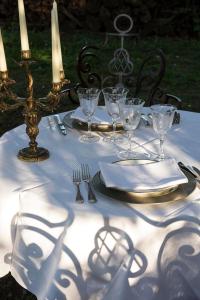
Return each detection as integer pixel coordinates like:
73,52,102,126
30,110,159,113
103,13,135,88
76,14,168,106
76,45,102,90
77,14,136,90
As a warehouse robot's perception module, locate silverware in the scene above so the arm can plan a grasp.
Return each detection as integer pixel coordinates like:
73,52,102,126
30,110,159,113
81,164,97,203
47,116,56,130
178,162,200,188
183,163,200,179
173,111,180,124
72,169,84,203
178,162,197,177
54,114,67,135
186,165,199,178
192,166,200,177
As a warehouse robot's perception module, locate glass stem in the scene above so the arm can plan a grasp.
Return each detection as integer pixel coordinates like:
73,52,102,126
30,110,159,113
112,119,116,140
88,117,92,137
159,134,165,160
128,131,132,151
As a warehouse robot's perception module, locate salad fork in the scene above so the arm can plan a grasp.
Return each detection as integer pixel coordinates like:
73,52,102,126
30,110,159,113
73,169,84,203
81,164,97,203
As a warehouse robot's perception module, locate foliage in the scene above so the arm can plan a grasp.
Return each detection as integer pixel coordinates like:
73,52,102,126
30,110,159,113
0,0,200,37
0,28,200,136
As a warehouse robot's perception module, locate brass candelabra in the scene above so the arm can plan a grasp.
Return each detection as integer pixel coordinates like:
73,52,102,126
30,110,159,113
0,50,69,162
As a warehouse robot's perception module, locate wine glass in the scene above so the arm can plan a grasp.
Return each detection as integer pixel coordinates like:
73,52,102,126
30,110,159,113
102,87,129,143
150,104,176,160
119,98,145,159
77,87,101,143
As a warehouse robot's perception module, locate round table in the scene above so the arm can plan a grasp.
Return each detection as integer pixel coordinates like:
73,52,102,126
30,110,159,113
0,110,200,300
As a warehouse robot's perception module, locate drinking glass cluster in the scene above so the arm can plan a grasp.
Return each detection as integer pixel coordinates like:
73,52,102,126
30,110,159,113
77,87,176,161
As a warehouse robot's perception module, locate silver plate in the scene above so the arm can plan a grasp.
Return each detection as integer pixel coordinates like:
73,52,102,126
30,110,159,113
63,111,123,132
91,159,196,204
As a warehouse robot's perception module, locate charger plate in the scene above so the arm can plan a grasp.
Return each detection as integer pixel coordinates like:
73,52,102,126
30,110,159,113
91,159,196,204
63,111,123,132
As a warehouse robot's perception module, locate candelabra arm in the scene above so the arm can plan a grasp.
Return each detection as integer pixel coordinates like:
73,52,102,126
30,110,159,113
37,80,66,112
0,53,69,162
0,72,24,111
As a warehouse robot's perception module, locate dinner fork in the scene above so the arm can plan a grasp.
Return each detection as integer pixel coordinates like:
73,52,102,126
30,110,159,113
81,164,97,203
72,169,84,203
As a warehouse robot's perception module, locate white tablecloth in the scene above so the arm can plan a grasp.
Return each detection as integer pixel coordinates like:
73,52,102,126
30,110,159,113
0,110,200,300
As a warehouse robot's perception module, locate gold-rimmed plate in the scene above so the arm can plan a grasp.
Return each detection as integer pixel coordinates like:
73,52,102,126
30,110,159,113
63,111,123,132
91,159,196,204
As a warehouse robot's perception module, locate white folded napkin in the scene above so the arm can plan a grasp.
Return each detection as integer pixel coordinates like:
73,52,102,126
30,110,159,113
99,158,188,192
71,106,121,124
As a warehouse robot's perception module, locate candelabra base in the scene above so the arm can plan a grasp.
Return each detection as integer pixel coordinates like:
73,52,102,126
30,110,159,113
18,147,49,162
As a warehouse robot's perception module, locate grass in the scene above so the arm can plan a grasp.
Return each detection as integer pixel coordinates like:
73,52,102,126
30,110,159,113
2,27,200,101
3,26,200,106
0,26,200,136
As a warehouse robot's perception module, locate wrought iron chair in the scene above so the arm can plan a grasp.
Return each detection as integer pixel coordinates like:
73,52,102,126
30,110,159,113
75,14,182,109
76,45,182,109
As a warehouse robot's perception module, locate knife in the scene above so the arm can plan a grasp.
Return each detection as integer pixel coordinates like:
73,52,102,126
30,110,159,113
178,162,200,190
54,114,67,135
192,166,200,177
178,162,198,178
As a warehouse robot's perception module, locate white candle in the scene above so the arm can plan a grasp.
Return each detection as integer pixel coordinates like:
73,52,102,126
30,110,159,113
53,1,63,74
51,8,60,83
18,0,30,51
0,28,7,72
